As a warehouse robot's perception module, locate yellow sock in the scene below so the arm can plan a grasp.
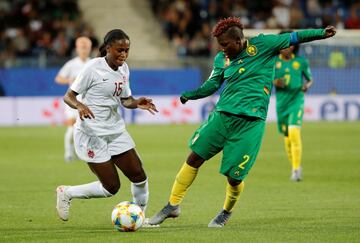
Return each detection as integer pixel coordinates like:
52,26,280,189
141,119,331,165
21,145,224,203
169,162,198,206
289,126,302,170
223,182,244,212
284,136,292,163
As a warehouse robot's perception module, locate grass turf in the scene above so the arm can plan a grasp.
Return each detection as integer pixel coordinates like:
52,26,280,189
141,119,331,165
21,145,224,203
0,122,359,242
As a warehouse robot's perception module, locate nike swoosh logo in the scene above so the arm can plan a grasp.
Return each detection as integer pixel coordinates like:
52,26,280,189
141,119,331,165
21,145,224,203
103,78,108,81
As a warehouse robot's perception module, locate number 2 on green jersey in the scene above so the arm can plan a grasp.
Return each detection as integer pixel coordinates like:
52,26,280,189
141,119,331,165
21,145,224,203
239,155,250,169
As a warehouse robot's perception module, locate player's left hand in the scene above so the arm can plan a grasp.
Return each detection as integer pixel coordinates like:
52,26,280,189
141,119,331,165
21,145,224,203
180,96,188,104
324,26,336,38
137,97,158,115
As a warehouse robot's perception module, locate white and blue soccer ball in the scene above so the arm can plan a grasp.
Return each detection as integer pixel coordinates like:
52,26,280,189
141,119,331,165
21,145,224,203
111,201,144,232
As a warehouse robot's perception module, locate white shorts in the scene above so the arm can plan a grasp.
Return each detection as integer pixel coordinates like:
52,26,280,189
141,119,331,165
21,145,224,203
73,128,135,163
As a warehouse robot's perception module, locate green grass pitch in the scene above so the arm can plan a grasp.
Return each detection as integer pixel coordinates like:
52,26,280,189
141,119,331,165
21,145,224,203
0,122,359,242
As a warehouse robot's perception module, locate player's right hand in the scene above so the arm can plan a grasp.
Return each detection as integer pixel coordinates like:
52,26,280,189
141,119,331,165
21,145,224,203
76,103,95,120
180,96,188,104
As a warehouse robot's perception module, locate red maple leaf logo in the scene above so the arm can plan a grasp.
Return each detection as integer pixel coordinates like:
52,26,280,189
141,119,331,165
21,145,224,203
304,107,313,115
161,98,193,123
87,150,95,158
42,98,66,125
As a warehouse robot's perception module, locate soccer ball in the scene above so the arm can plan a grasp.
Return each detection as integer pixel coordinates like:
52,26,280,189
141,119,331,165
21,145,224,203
111,201,144,232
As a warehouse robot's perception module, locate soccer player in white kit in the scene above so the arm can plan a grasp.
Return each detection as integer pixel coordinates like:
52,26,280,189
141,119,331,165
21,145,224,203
56,29,158,223
55,37,92,162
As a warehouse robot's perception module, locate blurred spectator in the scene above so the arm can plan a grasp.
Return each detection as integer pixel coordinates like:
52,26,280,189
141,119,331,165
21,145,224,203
150,0,357,57
272,0,291,28
188,22,211,56
334,9,346,29
345,2,360,29
0,0,98,67
289,2,304,28
328,49,346,68
52,31,70,57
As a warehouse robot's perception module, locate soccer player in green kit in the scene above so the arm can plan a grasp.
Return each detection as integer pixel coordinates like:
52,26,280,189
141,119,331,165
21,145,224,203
273,31,313,182
149,17,336,227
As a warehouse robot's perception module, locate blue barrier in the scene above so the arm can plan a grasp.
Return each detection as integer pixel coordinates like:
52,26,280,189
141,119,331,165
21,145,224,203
0,68,65,96
308,68,360,95
0,67,359,96
0,68,202,96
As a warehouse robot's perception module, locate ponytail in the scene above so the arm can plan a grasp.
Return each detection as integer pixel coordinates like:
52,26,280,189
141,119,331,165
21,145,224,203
98,43,107,57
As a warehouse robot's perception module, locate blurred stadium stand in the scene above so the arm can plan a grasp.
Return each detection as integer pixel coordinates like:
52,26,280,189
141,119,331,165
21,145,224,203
0,0,359,95
149,0,360,57
78,0,177,65
0,0,99,67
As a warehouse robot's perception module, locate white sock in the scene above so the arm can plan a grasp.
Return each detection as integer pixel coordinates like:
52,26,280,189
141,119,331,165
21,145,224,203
64,126,74,158
65,181,113,199
131,178,149,214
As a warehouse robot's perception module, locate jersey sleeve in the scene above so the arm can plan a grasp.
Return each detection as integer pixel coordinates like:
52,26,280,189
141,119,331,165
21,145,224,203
182,52,225,100
57,61,72,78
296,29,325,43
261,33,291,54
302,58,312,81
121,81,132,98
70,66,93,94
119,63,132,98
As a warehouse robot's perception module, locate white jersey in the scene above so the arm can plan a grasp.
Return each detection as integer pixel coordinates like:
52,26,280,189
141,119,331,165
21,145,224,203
58,56,90,84
71,57,132,136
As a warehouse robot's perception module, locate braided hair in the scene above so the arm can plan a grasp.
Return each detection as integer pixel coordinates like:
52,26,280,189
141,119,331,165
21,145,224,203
98,29,130,57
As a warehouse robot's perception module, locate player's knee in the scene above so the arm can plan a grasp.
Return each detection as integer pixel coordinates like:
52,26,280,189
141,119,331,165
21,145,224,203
104,181,120,195
186,152,205,168
131,176,147,184
227,177,242,186
131,170,147,183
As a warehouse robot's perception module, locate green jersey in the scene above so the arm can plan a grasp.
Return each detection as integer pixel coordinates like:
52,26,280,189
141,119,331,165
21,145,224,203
182,29,325,120
274,55,312,115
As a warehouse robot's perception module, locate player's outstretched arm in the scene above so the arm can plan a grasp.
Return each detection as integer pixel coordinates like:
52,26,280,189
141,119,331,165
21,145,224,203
121,96,158,115
55,75,74,85
180,68,224,104
180,51,227,105
295,26,336,44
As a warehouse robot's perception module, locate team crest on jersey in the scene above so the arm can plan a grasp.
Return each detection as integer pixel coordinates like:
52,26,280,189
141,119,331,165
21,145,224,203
88,150,95,159
276,61,282,69
292,61,300,70
246,45,257,56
